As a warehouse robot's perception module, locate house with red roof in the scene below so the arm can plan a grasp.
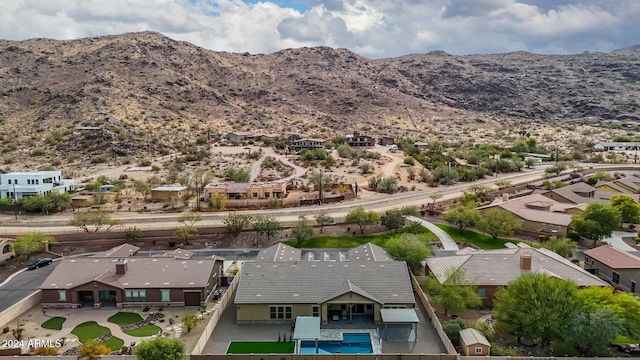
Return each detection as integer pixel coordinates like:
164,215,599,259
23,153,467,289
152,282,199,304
584,245,640,295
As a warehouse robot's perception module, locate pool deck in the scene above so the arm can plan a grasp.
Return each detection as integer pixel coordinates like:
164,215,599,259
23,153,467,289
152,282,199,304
203,293,446,354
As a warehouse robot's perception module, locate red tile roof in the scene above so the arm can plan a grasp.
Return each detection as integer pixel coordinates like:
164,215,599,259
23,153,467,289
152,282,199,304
584,245,640,269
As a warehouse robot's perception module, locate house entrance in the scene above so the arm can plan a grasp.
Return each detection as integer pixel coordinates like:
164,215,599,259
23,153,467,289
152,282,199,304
77,291,94,307
99,290,117,307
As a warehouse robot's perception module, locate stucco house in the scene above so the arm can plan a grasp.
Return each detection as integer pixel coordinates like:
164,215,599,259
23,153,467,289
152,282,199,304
40,244,224,309
150,185,188,201
291,138,325,151
593,142,640,151
235,243,415,324
542,182,621,205
204,182,287,200
478,193,582,238
345,132,374,147
0,171,74,200
425,243,608,301
584,245,640,295
595,176,640,195
0,238,15,264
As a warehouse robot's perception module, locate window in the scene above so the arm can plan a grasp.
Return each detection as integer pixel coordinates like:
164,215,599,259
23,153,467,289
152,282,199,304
14,179,17,185
541,223,546,231
253,192,258,198
270,306,292,319
475,347,483,354
161,289,171,302
632,281,637,293
125,290,146,302
27,179,30,185
265,192,270,198
477,288,486,299
613,272,620,284
58,290,67,301
312,306,319,317
7,180,10,185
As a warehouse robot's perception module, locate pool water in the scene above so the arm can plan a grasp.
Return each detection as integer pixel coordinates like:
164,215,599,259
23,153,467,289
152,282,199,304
299,333,373,354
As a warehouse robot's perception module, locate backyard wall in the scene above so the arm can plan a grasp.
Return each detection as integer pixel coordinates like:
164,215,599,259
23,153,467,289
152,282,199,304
191,262,242,355
410,274,457,355
191,355,458,360
0,290,41,328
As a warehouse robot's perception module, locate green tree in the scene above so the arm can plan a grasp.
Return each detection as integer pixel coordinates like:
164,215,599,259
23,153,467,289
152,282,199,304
560,307,622,356
611,194,640,226
442,205,483,233
122,226,142,242
524,158,536,168
68,211,122,232
345,206,380,234
253,216,283,245
14,232,55,259
477,208,522,239
314,212,334,233
385,233,432,271
493,274,581,346
368,175,398,193
359,162,374,175
178,212,202,228
543,236,577,258
337,144,354,158
77,340,111,360
225,167,250,182
133,180,151,201
209,192,226,210
576,286,640,339
307,171,333,198
427,268,482,316
135,337,187,360
545,163,567,177
223,213,252,236
571,203,621,245
590,170,613,182
181,314,200,333
495,180,512,190
442,318,466,345
174,226,198,245
291,215,314,245
380,209,406,232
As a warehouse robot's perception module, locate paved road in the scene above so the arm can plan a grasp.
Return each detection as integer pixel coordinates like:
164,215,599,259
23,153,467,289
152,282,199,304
406,216,459,250
603,231,638,252
0,262,59,312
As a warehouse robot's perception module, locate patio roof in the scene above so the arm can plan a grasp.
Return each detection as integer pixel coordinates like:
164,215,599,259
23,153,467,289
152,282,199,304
293,316,320,340
380,308,419,324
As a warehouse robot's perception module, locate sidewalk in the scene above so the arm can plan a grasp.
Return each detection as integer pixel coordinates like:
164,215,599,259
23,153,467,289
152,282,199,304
406,216,459,251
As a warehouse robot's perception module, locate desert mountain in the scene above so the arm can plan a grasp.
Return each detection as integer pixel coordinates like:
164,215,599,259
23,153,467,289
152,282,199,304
0,31,639,169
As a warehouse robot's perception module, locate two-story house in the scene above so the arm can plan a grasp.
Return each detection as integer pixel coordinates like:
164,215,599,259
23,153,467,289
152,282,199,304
0,171,74,200
584,245,640,295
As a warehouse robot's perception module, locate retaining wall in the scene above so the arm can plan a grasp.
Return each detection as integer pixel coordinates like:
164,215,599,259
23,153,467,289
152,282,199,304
0,290,41,328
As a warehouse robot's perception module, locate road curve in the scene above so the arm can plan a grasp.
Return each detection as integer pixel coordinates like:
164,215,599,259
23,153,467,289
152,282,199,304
406,216,459,250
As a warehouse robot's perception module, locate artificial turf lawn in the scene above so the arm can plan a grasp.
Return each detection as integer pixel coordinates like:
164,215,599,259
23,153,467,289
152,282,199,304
227,341,295,354
107,312,143,326
103,336,125,351
435,223,534,249
41,317,66,330
285,227,438,249
71,321,111,343
124,324,163,337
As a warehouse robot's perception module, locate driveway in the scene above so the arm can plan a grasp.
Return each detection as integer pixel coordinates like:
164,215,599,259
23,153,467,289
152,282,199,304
0,261,60,312
406,216,459,251
603,231,638,252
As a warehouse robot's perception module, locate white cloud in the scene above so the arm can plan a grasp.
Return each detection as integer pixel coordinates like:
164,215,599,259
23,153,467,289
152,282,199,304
0,0,638,58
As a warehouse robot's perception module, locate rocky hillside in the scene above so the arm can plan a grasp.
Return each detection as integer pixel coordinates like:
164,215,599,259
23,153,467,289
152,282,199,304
0,31,639,169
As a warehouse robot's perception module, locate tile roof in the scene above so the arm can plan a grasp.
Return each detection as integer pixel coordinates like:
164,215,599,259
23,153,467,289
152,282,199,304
348,243,393,261
460,328,490,347
154,248,194,259
235,261,414,305
584,245,640,269
479,193,574,226
40,257,219,290
91,243,140,258
545,182,610,205
426,243,608,287
321,279,382,304
255,243,301,262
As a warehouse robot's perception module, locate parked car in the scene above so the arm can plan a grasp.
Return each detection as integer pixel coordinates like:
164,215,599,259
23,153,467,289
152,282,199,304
212,289,223,300
27,258,52,270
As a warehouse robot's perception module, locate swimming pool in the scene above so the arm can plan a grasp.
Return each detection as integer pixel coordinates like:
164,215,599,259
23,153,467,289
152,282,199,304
299,333,373,354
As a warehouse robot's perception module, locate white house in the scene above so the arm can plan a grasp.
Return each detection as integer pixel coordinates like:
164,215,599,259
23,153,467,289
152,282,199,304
0,171,75,200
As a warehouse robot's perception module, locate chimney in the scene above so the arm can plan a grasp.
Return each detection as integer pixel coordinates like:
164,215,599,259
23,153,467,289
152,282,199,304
520,250,532,270
115,259,128,275
502,193,510,202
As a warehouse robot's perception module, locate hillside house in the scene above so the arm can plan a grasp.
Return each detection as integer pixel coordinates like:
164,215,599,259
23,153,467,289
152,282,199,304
290,138,325,151
345,132,374,147
0,171,74,200
150,185,188,201
204,182,287,200
378,136,395,146
593,142,640,151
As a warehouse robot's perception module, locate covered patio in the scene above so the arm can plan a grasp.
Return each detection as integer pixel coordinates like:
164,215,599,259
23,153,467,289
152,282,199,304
293,316,321,354
380,308,419,342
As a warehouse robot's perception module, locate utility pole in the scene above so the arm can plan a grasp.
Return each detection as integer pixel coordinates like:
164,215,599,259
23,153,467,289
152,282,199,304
318,169,323,204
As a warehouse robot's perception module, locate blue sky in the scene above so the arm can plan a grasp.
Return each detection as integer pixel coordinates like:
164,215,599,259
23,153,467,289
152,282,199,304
0,0,638,58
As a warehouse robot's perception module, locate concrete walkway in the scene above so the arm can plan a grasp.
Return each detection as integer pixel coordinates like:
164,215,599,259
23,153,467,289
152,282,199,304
603,231,638,252
406,216,459,251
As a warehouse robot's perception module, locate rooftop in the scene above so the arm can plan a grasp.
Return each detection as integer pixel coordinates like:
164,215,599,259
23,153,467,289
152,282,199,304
584,245,640,269
459,328,490,347
151,185,187,191
479,193,576,226
426,243,608,287
91,243,140,258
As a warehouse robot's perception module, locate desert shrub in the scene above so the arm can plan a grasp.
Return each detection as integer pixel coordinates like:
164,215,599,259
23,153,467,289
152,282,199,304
91,155,108,164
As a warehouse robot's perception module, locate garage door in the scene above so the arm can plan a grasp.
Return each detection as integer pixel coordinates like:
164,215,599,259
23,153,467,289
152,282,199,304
184,291,201,306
